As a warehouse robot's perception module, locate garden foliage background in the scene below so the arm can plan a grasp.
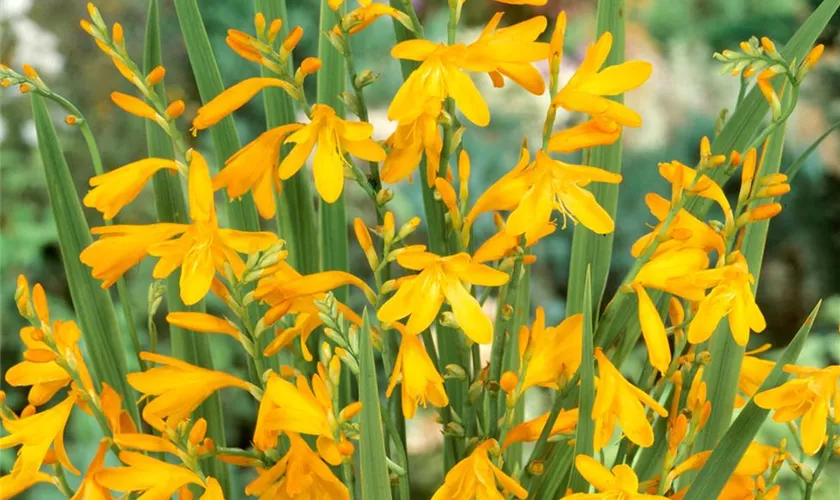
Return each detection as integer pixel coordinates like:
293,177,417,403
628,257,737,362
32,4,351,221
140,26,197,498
1,0,839,497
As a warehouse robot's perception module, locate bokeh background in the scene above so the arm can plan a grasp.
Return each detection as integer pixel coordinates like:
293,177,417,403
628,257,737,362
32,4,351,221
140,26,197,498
1,0,839,498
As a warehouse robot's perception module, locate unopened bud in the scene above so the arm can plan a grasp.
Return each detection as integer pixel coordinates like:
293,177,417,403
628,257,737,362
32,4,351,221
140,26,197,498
445,421,465,437
112,23,124,46
15,275,32,319
80,19,94,35
382,211,395,244
254,13,266,36
338,437,355,456
19,83,32,93
0,391,5,406
165,100,185,119
282,27,303,52
760,37,776,55
501,304,514,321
267,19,283,43
202,437,215,453
21,405,36,418
22,64,38,79
189,418,207,445
500,371,519,394
300,57,322,75
729,150,742,167
740,203,782,225
354,70,378,89
756,183,790,198
340,401,363,422
803,44,824,71
146,66,166,86
397,216,421,241
444,364,466,380
376,188,394,206
65,115,80,126
527,460,545,475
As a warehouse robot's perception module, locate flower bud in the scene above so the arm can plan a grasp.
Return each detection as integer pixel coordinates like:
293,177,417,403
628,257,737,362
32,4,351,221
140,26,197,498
299,57,322,76
444,364,466,380
500,371,518,394
65,115,80,126
15,275,32,319
19,83,32,93
112,23,124,46
165,100,185,119
527,460,545,476
376,188,394,206
21,404,36,418
396,216,421,241
739,203,782,226
267,19,283,43
760,37,776,55
282,26,303,52
340,401,362,422
146,65,166,86
756,183,790,198
338,437,355,456
382,211,395,244
354,69,378,89
803,44,825,71
254,13,266,37
80,19,94,35
189,418,207,445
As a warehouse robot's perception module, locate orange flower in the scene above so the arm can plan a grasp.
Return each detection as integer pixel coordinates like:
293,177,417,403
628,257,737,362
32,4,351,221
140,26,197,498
386,324,448,418
0,393,78,476
432,440,527,500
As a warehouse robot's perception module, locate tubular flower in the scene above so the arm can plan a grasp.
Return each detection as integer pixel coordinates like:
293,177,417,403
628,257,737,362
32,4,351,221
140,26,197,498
631,193,725,258
278,103,386,203
0,393,78,476
381,98,443,185
518,307,583,392
464,13,550,95
501,408,578,450
377,248,510,343
735,346,776,408
593,349,669,451
659,161,733,224
507,151,622,238
754,365,840,456
389,41,491,126
82,150,278,305
94,451,220,499
83,158,180,220
214,123,303,219
255,370,355,465
674,251,766,346
465,147,535,233
191,77,297,133
5,320,93,407
552,32,652,127
473,214,555,263
565,455,669,500
547,117,621,153
431,439,528,500
127,352,254,430
245,433,349,500
386,323,448,419
72,438,112,500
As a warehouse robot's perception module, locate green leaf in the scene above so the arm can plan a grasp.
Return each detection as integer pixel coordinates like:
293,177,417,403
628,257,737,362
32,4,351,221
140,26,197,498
359,310,393,500
30,94,139,423
172,0,261,233
683,302,821,500
566,0,625,319
144,1,230,493
317,0,349,302
697,109,788,453
568,268,595,492
253,0,320,275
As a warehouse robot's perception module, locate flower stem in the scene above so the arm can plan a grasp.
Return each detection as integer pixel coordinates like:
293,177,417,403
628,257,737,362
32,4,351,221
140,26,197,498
803,435,833,500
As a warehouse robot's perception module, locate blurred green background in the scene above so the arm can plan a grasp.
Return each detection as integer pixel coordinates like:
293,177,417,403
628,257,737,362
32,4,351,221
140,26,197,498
1,0,839,498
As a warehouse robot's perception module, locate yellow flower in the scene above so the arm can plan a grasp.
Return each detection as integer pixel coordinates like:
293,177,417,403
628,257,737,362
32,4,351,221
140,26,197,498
191,77,296,133
344,0,412,35
473,213,555,263
5,320,92,406
0,469,54,500
213,123,303,219
82,150,278,305
659,161,733,223
506,151,623,237
518,307,583,392
127,352,254,430
255,369,356,465
564,454,668,500
592,349,668,451
386,323,448,419
502,408,578,450
377,248,509,343
755,365,840,455
630,193,725,259
673,251,765,346
547,118,621,153
735,345,775,408
432,439,527,500
381,98,443,185
95,451,219,499
278,104,386,203
668,443,784,499
245,432,349,500
0,393,78,476
83,158,180,220
72,438,112,500
552,32,652,127
464,13,550,95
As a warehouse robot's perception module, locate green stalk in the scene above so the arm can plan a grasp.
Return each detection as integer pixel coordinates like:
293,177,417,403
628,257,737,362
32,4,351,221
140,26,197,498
487,261,523,439
30,94,140,423
144,1,230,493
172,0,261,233
565,0,625,319
804,432,833,500
567,270,595,493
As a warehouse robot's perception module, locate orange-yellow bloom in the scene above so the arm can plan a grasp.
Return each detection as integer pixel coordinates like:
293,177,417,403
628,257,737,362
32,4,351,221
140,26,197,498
245,432,349,500
127,352,253,430
565,454,668,499
735,346,775,408
72,438,112,500
553,32,652,127
84,158,180,220
344,0,412,35
631,193,725,258
95,451,219,499
502,408,578,450
0,468,55,499
593,349,668,451
432,439,527,500
547,118,621,153
214,123,303,218
278,104,385,203
674,251,766,346
81,150,278,305
381,99,443,185
473,214,555,263
377,249,509,343
659,161,733,223
386,324,448,419
0,393,77,476
755,365,840,455
191,77,297,133
518,307,583,391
